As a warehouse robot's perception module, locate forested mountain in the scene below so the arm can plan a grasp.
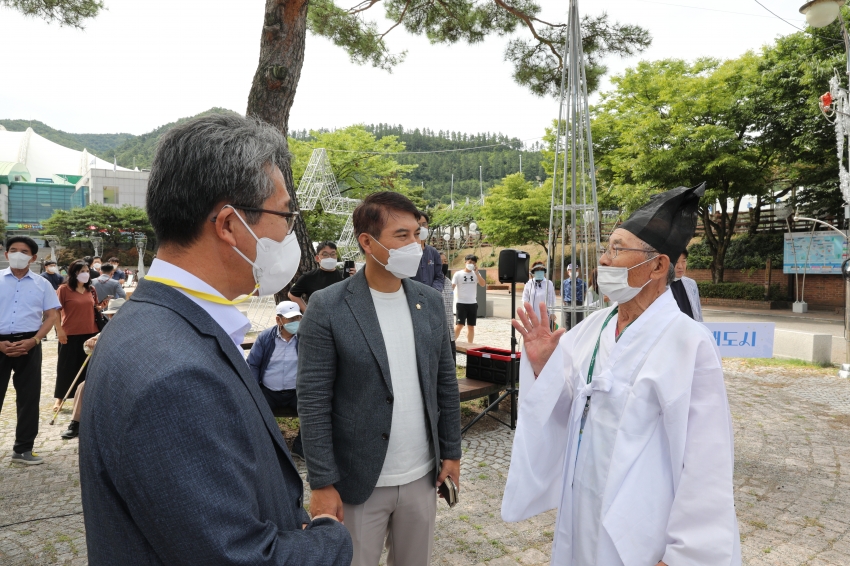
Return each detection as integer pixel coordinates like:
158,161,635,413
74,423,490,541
3,112,547,205
0,119,134,155
292,124,547,204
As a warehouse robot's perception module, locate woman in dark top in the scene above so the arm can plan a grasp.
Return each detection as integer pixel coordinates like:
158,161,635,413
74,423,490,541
53,260,100,412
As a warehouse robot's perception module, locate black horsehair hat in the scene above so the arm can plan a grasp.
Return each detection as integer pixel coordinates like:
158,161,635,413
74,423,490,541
618,182,706,264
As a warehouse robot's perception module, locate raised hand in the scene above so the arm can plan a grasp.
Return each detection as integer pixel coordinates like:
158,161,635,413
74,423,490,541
511,301,566,378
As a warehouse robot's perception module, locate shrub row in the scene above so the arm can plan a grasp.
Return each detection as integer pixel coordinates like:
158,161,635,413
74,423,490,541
697,282,786,301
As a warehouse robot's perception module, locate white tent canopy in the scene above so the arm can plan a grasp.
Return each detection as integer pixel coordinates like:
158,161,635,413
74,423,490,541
0,128,128,181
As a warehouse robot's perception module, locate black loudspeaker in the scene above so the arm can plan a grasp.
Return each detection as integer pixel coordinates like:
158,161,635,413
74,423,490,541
498,249,530,283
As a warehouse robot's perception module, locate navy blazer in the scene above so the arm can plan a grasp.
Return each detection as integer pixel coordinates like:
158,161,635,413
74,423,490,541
79,278,352,565
247,325,299,386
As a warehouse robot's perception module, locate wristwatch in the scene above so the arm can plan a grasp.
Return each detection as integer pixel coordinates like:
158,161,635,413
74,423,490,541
33,337,41,345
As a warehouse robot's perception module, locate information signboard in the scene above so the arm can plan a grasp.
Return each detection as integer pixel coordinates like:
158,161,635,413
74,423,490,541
783,231,848,274
702,322,775,358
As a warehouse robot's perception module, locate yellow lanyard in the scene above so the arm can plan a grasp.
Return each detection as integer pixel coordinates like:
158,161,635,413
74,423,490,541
145,276,258,305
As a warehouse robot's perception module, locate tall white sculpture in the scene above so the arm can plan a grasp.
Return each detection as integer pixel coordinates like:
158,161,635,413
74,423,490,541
296,148,361,260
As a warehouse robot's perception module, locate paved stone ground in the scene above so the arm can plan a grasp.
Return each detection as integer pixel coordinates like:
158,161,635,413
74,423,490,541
4,339,850,564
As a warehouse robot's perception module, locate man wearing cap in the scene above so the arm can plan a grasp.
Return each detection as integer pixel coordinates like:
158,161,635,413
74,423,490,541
502,184,740,565
247,301,304,459
522,262,556,329
562,263,587,330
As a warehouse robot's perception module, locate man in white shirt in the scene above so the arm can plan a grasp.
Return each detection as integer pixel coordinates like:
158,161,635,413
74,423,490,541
0,236,61,465
452,254,486,343
298,191,462,566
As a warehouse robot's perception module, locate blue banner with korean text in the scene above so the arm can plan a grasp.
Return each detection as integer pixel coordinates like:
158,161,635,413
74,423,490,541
702,322,775,358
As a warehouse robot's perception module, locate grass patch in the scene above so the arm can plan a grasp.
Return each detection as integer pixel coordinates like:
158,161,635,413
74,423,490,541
748,520,767,529
456,365,466,379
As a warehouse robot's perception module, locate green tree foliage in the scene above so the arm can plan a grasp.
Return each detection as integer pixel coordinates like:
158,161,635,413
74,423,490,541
41,204,155,250
306,0,650,97
0,217,6,237
754,26,847,219
293,124,547,205
289,125,425,243
593,56,778,282
478,173,552,253
1,0,102,28
290,126,417,198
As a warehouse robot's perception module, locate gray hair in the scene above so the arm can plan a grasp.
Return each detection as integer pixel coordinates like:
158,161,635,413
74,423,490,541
146,113,291,246
635,238,675,284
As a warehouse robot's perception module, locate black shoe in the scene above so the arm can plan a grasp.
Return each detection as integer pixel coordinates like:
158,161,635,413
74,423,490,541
291,441,304,461
61,421,79,440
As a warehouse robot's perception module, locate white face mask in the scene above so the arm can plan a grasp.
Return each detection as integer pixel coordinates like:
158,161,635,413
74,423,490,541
319,257,338,270
596,255,658,304
419,227,429,241
466,263,476,271
227,206,301,297
7,252,31,269
77,272,91,284
92,263,102,270
47,266,58,274
371,238,423,279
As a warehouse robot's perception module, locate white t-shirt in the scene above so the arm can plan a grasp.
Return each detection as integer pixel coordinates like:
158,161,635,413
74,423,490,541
453,269,479,304
370,286,435,487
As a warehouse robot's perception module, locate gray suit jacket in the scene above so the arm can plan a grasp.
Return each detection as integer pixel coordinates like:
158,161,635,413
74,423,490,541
297,270,462,505
79,279,352,565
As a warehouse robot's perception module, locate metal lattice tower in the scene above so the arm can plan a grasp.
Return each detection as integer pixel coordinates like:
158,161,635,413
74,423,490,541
337,216,360,260
296,149,360,215
296,148,362,259
546,0,604,329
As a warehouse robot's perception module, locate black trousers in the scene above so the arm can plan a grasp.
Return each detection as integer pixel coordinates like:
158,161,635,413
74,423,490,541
55,333,97,399
0,343,42,453
564,304,585,331
260,385,301,453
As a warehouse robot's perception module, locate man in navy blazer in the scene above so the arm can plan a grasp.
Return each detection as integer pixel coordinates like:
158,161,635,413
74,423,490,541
79,114,352,565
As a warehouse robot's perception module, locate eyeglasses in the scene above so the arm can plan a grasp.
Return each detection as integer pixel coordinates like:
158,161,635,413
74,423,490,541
213,206,300,234
600,246,655,259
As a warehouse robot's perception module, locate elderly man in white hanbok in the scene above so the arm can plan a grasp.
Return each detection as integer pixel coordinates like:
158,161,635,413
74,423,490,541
502,184,740,566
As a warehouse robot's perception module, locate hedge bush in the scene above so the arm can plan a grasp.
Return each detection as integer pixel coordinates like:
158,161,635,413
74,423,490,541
687,233,784,271
697,282,785,301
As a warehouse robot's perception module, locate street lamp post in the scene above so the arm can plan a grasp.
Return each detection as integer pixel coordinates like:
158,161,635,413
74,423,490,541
800,0,850,376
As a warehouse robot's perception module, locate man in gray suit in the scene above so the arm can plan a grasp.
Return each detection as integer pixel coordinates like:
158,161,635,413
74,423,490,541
79,114,352,565
298,191,462,566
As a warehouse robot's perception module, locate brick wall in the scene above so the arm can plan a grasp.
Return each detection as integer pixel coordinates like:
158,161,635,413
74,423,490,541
687,268,845,308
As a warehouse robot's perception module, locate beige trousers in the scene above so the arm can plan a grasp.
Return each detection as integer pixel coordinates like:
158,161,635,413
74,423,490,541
343,470,437,566
71,381,85,422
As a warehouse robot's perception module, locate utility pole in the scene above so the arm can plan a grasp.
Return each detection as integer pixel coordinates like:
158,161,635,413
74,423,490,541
451,174,454,210
519,154,522,174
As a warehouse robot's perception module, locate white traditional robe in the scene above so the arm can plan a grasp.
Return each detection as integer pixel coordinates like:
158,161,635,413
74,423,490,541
502,290,740,566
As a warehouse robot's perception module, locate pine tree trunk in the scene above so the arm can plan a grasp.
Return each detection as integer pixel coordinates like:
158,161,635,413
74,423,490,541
246,0,317,301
